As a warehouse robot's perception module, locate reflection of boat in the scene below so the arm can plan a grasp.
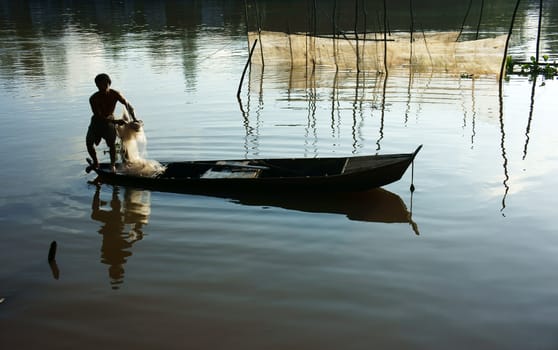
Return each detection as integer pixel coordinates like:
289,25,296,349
87,145,422,193
222,188,420,235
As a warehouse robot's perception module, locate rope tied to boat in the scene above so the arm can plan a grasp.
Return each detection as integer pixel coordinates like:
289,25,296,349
410,159,416,193
410,144,422,193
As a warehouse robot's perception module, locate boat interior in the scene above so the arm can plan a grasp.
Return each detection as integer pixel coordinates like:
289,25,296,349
160,158,349,179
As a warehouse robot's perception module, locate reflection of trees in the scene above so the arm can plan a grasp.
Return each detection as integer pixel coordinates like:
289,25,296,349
1,2,45,84
1,0,557,87
245,0,527,36
0,0,246,87
90,185,150,289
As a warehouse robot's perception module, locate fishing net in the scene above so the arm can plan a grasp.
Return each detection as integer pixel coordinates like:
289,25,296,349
122,188,151,226
115,111,166,177
243,0,523,77
247,30,507,76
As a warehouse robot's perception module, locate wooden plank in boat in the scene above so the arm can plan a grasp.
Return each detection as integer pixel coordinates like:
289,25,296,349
215,161,269,170
201,168,260,179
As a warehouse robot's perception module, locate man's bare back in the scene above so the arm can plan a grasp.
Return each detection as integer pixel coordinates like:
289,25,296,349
90,89,125,120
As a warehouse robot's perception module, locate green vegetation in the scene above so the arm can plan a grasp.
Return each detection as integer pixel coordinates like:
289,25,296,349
506,55,557,78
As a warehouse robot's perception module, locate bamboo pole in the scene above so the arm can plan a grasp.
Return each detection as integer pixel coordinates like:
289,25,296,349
244,0,250,49
253,0,264,66
406,0,414,125
535,0,544,63
499,0,521,83
521,0,544,161
383,0,388,75
312,0,317,70
313,0,317,37
457,0,473,41
333,0,338,71
355,0,360,72
497,83,510,215
362,0,367,70
497,0,520,215
409,0,414,64
475,0,485,40
305,0,309,74
237,39,258,98
523,75,537,160
287,21,294,67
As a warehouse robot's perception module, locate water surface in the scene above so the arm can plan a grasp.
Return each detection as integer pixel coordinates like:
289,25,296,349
1,1,558,349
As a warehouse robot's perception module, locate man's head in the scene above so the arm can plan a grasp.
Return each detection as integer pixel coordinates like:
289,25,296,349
94,73,111,91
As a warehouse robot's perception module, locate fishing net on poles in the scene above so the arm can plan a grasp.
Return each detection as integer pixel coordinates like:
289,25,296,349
243,0,522,77
247,31,507,76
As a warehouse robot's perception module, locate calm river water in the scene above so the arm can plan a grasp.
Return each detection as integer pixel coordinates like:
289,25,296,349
1,1,558,349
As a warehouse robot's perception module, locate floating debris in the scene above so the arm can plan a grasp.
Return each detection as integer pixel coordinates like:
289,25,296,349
48,241,57,262
48,241,60,280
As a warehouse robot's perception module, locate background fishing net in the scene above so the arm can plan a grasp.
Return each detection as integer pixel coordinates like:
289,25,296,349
244,0,522,76
247,31,506,75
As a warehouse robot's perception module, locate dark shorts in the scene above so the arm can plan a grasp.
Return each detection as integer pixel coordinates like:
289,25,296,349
86,116,116,146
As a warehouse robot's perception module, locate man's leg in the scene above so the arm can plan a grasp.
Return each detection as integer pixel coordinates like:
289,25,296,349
87,143,99,168
108,143,116,172
105,123,118,172
86,132,99,168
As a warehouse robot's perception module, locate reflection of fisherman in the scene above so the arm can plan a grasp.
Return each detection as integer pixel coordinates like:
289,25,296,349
91,185,149,289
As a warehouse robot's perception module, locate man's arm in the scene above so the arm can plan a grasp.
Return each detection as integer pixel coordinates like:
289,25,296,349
114,90,137,122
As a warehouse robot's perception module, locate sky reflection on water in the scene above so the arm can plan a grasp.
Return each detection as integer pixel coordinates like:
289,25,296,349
1,2,558,350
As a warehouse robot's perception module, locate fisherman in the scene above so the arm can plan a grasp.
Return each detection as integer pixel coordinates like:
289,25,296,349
86,73,138,172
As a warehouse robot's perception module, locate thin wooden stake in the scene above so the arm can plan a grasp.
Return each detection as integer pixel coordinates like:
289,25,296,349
475,0,485,40
355,0,360,72
535,0,544,63
457,0,473,41
499,0,521,83
253,0,264,66
383,0,389,75
410,159,415,192
244,0,250,49
333,0,338,71
237,39,258,98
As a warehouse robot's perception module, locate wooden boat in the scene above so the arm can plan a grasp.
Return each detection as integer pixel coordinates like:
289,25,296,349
87,145,422,193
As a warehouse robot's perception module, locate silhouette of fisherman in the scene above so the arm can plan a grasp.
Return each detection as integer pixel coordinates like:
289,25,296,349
86,73,138,172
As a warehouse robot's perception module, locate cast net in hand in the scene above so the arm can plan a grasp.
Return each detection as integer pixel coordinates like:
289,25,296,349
116,111,166,177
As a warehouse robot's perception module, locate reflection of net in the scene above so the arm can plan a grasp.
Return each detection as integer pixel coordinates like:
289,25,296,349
248,31,506,76
116,112,166,177
123,188,150,226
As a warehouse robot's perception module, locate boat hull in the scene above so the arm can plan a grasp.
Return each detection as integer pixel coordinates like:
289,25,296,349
88,146,422,194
